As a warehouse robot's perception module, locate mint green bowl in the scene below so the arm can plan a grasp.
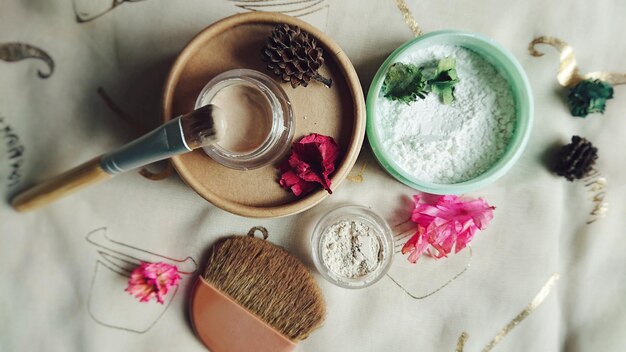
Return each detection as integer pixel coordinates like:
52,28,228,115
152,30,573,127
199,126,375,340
366,30,533,194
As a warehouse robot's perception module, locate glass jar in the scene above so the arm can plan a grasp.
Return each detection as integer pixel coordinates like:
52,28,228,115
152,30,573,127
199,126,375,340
311,205,394,289
195,69,294,170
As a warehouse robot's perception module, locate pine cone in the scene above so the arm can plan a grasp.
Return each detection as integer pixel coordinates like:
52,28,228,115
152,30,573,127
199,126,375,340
262,24,332,88
553,136,598,181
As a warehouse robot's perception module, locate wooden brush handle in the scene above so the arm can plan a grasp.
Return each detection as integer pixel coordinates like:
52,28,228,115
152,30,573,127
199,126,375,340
11,156,112,212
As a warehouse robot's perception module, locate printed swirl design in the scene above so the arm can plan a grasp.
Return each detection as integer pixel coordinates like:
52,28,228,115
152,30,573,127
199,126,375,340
73,0,147,23
0,43,54,78
230,0,329,17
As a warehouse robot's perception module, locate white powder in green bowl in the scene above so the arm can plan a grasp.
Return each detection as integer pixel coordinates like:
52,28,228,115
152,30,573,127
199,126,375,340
375,44,516,184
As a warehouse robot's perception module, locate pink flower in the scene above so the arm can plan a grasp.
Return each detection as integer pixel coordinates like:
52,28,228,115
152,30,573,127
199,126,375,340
125,262,181,304
278,133,340,197
401,195,495,263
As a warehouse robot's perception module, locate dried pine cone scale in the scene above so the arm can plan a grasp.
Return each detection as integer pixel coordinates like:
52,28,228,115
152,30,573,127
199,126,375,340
553,135,598,181
262,24,332,88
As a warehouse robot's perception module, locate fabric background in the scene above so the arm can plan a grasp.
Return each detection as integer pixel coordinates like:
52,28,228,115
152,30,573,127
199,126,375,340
2,1,625,351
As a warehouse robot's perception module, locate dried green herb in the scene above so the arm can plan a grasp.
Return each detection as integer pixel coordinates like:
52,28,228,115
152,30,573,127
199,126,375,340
382,58,459,105
382,62,428,104
427,57,459,104
567,79,614,117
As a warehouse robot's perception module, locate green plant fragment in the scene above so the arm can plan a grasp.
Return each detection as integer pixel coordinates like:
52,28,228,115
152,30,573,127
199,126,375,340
382,62,429,104
567,79,614,117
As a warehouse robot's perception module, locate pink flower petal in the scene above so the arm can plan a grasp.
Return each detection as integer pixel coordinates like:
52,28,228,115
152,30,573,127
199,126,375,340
402,194,495,263
401,226,431,263
125,262,181,304
278,169,316,197
278,133,340,197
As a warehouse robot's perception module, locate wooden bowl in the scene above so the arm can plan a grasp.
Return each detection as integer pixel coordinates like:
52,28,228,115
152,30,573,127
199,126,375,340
162,12,365,218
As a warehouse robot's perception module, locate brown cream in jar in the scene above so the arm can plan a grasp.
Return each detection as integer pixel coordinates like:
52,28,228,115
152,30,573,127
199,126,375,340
209,84,272,154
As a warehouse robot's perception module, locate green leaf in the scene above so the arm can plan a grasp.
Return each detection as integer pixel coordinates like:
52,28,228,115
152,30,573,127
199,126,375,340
382,58,460,105
382,63,429,104
437,57,456,72
426,57,459,104
441,87,454,105
567,79,614,117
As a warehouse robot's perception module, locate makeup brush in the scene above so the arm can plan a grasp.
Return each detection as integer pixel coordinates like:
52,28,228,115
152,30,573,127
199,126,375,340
191,235,325,352
11,105,225,212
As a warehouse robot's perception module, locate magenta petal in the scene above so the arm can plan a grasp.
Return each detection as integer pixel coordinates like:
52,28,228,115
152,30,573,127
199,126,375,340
407,234,429,263
439,233,456,254
402,194,495,263
455,227,477,252
402,226,430,263
279,169,316,196
277,133,340,196
126,262,181,304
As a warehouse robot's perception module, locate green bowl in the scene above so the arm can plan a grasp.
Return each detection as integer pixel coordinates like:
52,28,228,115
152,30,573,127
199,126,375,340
366,30,534,194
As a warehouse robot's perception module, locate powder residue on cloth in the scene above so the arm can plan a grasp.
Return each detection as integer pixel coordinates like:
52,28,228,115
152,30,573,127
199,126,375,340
320,219,384,279
376,45,516,184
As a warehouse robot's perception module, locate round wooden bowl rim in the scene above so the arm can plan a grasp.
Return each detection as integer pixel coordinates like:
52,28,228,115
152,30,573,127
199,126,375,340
162,12,365,218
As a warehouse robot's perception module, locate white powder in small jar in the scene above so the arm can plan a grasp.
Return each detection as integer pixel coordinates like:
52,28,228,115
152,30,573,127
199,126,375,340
320,219,384,279
376,44,516,184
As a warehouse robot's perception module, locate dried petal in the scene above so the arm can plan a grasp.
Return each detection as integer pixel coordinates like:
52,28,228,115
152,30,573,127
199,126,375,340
278,133,340,197
278,169,316,196
125,262,181,304
401,195,495,263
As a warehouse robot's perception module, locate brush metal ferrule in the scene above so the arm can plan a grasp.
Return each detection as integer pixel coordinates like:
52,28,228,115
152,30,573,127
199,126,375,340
100,116,189,175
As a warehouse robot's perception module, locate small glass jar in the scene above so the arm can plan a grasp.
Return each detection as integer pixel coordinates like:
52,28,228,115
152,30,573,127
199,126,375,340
195,69,294,170
311,205,394,289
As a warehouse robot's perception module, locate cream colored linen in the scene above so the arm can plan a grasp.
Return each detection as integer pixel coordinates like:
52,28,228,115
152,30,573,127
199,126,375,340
2,0,626,351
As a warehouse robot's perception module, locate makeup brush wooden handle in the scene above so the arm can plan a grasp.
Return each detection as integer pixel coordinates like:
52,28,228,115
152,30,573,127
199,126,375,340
11,157,111,212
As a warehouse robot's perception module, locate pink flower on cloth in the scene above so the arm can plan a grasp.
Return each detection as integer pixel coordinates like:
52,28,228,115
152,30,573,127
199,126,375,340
125,262,181,304
401,195,495,263
278,133,340,197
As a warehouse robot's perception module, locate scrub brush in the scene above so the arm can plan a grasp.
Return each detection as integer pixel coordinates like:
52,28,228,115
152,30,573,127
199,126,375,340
191,234,325,352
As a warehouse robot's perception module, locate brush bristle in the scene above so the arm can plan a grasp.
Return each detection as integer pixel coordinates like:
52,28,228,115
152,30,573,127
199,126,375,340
181,105,224,149
202,236,325,341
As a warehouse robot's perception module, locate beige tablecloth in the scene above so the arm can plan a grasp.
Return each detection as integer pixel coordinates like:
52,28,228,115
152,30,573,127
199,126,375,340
2,1,626,351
